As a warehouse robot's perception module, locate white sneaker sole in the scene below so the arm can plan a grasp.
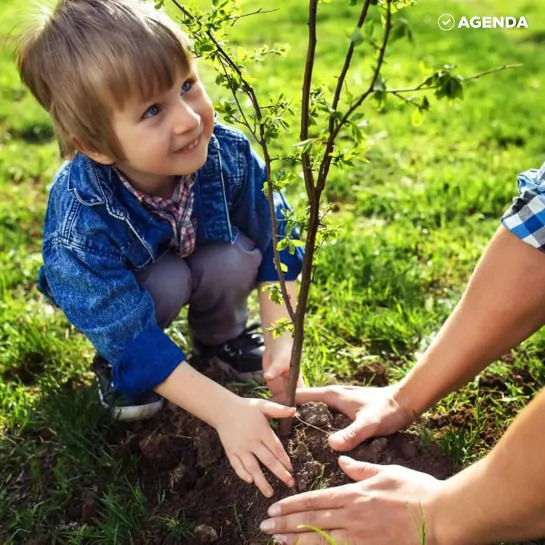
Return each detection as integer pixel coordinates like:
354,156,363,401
97,388,165,421
110,399,165,421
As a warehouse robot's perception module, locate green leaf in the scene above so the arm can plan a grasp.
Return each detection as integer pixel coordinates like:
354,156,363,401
373,76,386,92
277,239,289,251
350,29,364,46
262,283,283,305
448,76,464,99
411,107,424,127
291,239,306,248
390,17,413,43
294,138,317,148
268,318,294,339
421,95,430,111
293,138,318,154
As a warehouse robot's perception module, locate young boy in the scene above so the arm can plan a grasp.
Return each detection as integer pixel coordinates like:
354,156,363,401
15,0,304,497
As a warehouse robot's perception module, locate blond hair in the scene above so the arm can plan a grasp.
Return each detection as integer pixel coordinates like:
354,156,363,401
14,0,193,159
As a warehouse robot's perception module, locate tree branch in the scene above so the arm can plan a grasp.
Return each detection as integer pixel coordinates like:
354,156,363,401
171,0,296,322
300,0,318,202
386,63,523,95
317,0,393,194
330,0,373,126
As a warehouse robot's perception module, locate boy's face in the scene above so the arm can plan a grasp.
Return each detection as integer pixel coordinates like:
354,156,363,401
109,65,215,194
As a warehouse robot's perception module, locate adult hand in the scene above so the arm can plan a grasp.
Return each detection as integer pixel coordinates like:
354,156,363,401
260,456,443,545
293,385,415,451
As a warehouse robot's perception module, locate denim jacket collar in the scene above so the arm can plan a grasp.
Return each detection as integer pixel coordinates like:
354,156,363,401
66,131,232,243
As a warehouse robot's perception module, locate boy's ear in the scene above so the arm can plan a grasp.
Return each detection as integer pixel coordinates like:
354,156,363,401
71,137,116,165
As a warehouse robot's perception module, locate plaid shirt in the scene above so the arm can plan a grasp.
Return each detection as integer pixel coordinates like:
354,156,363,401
502,164,545,251
116,169,197,258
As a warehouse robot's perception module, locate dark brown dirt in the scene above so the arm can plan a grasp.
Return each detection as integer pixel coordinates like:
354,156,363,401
114,397,453,545
353,360,389,387
16,359,545,545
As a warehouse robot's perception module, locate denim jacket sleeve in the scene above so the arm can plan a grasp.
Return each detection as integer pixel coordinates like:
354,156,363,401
42,242,185,395
230,135,304,283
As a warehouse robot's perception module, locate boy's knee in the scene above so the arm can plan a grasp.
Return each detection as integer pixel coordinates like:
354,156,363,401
190,233,262,294
136,252,191,328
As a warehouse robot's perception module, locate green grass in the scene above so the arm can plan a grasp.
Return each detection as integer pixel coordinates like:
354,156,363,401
2,0,545,542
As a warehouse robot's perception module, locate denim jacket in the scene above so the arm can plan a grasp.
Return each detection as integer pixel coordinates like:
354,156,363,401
37,122,304,395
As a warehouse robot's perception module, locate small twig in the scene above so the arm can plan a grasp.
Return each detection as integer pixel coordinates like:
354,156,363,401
329,0,392,146
174,434,195,440
390,91,421,108
386,63,523,95
330,0,373,129
217,57,254,138
295,414,342,434
232,503,246,541
215,8,279,28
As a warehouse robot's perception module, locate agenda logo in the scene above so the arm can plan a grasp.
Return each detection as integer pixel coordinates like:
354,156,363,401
438,14,529,31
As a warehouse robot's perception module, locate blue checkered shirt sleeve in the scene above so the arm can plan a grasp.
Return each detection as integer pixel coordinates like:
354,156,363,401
501,163,545,251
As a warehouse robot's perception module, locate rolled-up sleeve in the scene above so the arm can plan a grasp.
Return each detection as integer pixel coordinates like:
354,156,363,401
501,164,545,251
42,243,185,395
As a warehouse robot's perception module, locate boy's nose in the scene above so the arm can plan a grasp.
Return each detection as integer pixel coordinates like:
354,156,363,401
172,101,200,135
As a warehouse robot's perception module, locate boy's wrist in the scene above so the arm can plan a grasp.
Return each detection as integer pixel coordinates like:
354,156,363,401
207,393,246,429
155,362,242,429
264,334,293,354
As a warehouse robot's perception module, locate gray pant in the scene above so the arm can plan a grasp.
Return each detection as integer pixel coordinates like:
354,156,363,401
136,233,262,344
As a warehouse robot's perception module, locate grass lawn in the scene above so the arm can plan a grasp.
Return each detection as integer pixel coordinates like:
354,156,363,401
1,0,545,542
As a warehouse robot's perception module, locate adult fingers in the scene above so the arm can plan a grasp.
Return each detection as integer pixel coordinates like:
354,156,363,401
293,386,340,406
338,456,381,482
267,485,349,517
328,419,377,451
260,508,341,534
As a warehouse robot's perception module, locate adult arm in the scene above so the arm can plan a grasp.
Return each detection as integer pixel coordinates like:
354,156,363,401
294,226,545,450
260,388,545,544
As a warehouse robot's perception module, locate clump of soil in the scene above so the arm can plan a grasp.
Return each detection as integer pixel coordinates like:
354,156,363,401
111,395,454,545
353,361,389,387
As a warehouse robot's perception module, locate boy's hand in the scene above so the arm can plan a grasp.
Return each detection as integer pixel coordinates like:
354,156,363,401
214,397,296,497
263,345,305,404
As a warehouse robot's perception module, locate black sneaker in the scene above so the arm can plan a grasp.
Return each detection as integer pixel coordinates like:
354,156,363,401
92,355,165,421
192,324,264,383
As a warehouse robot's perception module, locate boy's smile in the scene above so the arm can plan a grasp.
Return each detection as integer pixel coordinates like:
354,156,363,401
109,65,214,197
173,135,202,155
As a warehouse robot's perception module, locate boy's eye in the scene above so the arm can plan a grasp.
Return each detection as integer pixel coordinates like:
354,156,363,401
181,79,194,94
142,104,161,119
